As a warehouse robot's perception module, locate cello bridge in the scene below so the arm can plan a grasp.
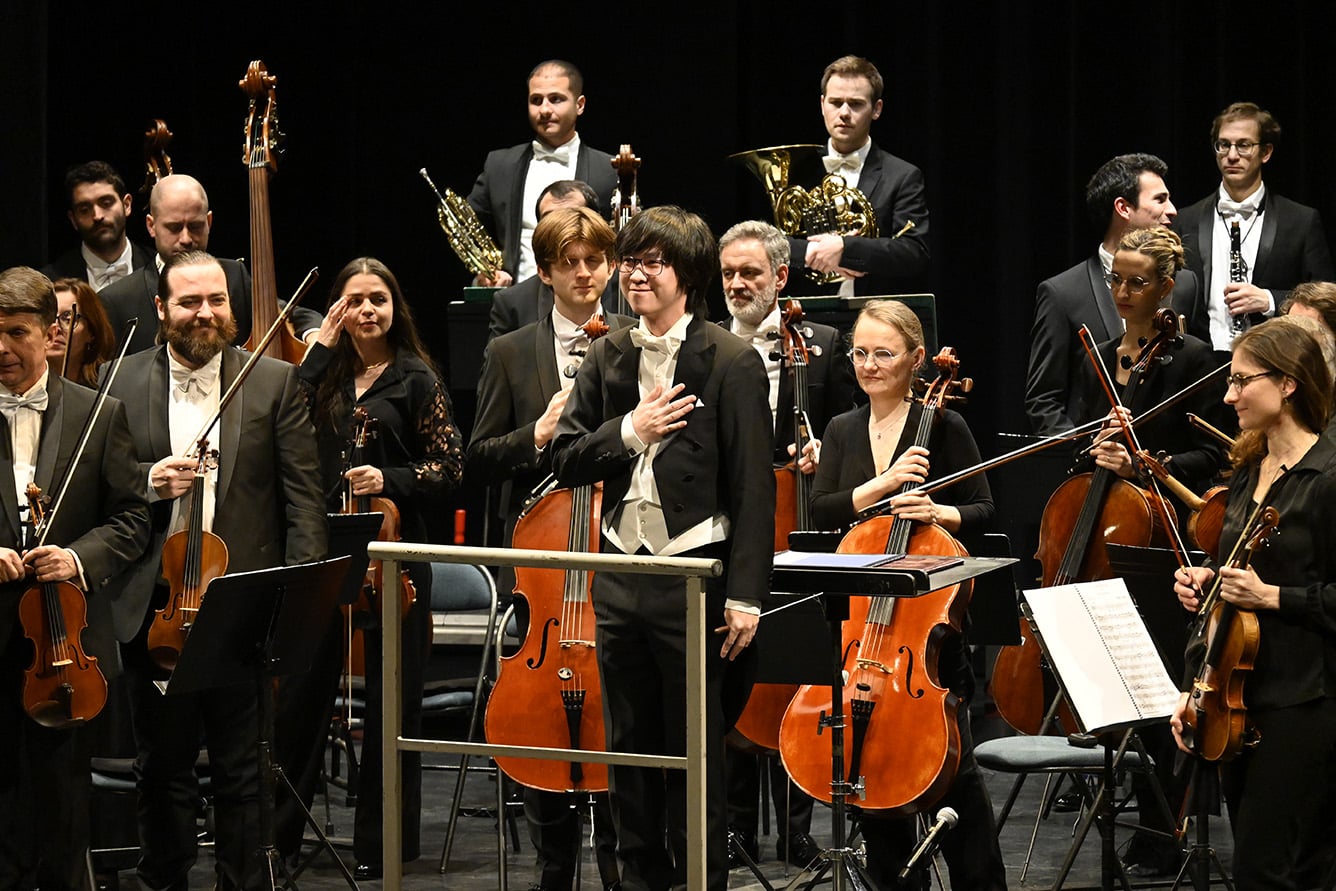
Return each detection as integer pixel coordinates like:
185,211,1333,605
559,639,595,649
854,658,891,675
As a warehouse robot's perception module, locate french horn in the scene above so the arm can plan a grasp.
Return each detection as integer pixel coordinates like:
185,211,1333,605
420,168,504,281
730,144,879,284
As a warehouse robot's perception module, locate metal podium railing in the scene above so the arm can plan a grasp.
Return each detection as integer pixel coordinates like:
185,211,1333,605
370,541,722,890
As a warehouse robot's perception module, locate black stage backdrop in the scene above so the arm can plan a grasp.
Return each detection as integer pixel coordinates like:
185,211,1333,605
5,1,1333,544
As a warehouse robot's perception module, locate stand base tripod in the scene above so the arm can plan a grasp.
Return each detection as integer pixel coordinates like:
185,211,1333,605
1170,758,1234,891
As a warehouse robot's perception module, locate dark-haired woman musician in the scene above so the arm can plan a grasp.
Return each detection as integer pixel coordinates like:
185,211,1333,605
1172,318,1336,888
808,299,1006,889
297,257,464,876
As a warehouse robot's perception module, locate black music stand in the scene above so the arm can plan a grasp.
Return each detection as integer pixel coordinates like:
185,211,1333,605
166,557,356,891
770,552,1017,891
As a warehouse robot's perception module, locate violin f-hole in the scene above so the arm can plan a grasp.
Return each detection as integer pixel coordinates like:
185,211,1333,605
526,617,559,670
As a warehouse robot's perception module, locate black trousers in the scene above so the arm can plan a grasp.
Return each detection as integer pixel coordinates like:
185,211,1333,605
353,562,432,865
592,554,734,891
524,787,619,889
124,630,262,891
0,630,93,891
725,747,814,847
1220,698,1336,889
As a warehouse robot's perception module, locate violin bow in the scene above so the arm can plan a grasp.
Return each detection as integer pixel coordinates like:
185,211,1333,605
37,318,140,545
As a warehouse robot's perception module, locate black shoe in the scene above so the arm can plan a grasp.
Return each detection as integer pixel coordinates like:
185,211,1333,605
1052,790,1083,812
727,828,759,869
777,831,821,867
1123,833,1180,877
353,863,382,879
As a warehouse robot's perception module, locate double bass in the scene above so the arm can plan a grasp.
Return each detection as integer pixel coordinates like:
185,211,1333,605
991,312,1181,735
779,348,973,814
731,300,816,753
483,315,613,793
240,60,307,363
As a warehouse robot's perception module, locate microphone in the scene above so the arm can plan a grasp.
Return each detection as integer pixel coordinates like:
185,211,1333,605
898,807,959,881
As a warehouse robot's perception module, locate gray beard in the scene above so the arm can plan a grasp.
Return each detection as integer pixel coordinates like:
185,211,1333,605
726,293,774,328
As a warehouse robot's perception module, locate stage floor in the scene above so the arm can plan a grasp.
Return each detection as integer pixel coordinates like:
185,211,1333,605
93,704,1233,890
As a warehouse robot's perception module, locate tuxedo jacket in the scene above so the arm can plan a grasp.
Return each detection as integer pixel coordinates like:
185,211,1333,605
0,377,151,672
487,274,623,342
471,312,635,520
40,240,154,288
466,140,619,277
718,317,859,461
785,142,931,296
1024,253,1200,436
1175,190,1335,341
551,315,775,604
97,259,324,355
101,345,328,642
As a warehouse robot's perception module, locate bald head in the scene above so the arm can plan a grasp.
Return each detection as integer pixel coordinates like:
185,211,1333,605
147,175,213,258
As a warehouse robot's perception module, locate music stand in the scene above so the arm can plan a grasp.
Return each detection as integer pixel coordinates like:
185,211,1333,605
770,552,1017,891
166,557,356,890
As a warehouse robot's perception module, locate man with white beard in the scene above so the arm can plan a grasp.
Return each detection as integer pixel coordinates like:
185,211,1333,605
717,220,856,869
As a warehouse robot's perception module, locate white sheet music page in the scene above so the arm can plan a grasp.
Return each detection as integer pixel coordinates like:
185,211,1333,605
1022,577,1181,733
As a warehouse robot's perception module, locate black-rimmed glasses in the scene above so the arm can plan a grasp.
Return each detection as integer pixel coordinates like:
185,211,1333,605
1213,140,1262,157
1226,370,1276,393
618,257,669,276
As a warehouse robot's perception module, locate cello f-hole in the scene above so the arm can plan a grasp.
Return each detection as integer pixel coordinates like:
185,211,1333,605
898,645,924,698
526,617,559,670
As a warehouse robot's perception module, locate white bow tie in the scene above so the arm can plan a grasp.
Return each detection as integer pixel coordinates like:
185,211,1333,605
533,140,575,165
170,363,219,395
823,153,860,175
0,385,48,415
629,326,682,357
1218,197,1261,219
738,323,780,345
90,260,130,288
557,328,591,356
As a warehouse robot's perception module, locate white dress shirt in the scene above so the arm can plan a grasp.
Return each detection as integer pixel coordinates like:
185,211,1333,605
518,134,581,281
821,138,873,298
83,240,135,290
729,307,783,426
162,351,222,535
1207,182,1269,350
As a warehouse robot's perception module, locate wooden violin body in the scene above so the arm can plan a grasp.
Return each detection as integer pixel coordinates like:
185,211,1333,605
150,526,229,672
1181,602,1260,761
780,520,967,814
1188,486,1229,558
484,486,608,793
19,579,108,729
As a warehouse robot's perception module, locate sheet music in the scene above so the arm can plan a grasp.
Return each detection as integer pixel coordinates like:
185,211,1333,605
1023,577,1181,733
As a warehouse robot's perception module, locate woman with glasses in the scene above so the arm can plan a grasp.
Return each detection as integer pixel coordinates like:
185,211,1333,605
294,257,465,876
1080,227,1228,504
1073,226,1227,875
46,277,115,387
809,299,1006,889
1172,317,1336,887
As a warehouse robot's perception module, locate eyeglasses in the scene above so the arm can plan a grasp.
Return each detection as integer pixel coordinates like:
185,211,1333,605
618,256,669,277
1104,272,1154,295
1226,370,1276,392
847,347,902,368
1213,140,1262,157
56,310,81,326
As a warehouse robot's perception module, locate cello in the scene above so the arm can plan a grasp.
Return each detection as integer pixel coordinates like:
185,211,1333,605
483,314,612,793
731,300,816,753
240,60,307,363
779,347,973,815
1179,504,1276,761
991,312,1181,735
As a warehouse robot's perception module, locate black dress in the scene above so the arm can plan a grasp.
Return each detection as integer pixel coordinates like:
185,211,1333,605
294,343,464,865
809,401,1007,890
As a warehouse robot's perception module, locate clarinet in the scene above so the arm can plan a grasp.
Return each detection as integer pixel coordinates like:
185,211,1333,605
1229,219,1249,337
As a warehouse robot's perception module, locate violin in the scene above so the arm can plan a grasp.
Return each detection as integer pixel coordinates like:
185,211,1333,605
1179,505,1277,761
731,300,815,753
992,311,1181,735
341,408,415,632
240,60,306,363
1138,451,1229,558
779,347,972,814
484,319,615,794
18,484,108,729
610,145,641,317
148,440,228,672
